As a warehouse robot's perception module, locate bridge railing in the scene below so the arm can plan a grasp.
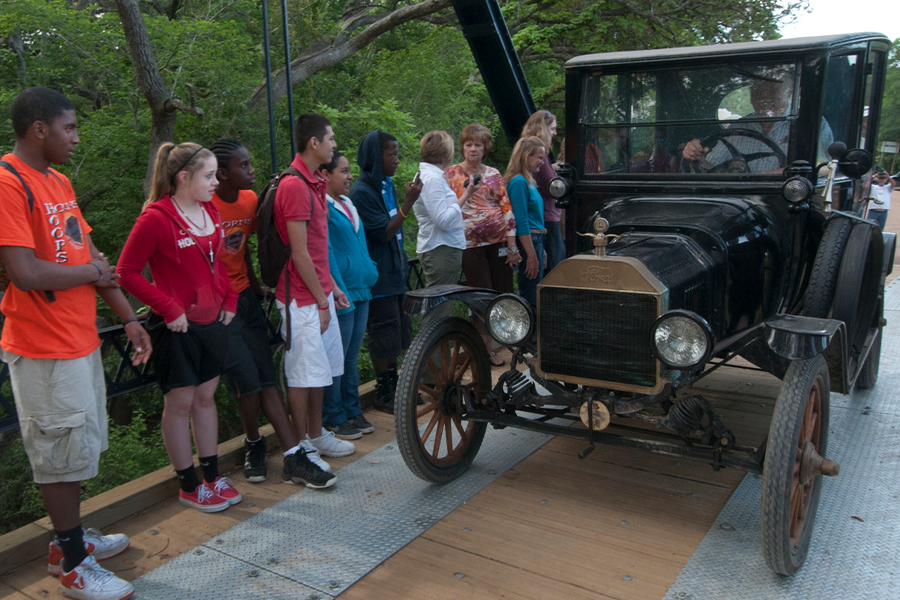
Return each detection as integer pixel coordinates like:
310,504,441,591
0,258,426,433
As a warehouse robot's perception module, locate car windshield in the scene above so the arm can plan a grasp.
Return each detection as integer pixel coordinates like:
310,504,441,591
578,62,830,176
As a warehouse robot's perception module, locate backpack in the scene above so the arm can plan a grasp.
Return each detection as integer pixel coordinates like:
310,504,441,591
256,167,316,287
255,166,315,350
0,160,56,302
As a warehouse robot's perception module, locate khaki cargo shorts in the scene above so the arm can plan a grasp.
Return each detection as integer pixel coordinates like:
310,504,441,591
2,348,108,484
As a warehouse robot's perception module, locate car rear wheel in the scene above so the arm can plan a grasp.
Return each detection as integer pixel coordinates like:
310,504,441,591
832,222,883,356
802,216,852,318
395,317,489,483
760,355,830,575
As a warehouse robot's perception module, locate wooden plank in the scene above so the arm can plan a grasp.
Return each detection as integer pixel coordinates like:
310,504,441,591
340,537,626,600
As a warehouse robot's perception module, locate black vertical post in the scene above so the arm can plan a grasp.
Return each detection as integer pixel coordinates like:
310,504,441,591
260,0,278,175
281,0,296,157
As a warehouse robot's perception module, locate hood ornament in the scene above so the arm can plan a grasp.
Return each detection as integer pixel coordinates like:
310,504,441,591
578,218,619,257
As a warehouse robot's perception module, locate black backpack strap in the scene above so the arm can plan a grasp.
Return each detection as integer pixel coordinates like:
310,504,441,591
0,160,34,211
0,160,55,302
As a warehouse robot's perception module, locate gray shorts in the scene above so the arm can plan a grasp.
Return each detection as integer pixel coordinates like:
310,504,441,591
2,348,108,484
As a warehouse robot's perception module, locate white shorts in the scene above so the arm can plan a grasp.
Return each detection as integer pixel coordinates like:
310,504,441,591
2,347,108,484
277,293,344,388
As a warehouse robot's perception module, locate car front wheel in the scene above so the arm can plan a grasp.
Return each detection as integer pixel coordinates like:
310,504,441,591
395,317,490,483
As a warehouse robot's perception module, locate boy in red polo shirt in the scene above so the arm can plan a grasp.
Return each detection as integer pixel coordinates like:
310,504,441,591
275,113,353,486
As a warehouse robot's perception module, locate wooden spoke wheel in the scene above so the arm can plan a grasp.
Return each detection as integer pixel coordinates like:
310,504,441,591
761,355,831,575
395,317,489,483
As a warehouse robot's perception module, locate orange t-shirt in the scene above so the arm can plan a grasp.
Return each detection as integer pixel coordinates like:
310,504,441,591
212,189,257,293
0,153,99,359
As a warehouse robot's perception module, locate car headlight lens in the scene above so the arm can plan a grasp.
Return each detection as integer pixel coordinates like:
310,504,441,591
487,295,533,346
782,176,812,203
652,312,712,369
548,176,571,199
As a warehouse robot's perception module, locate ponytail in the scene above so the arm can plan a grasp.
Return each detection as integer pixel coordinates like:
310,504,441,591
144,142,213,210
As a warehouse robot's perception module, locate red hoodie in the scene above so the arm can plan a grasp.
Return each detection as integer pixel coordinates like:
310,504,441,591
117,196,238,325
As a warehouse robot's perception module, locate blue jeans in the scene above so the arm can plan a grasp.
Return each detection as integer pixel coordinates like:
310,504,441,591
517,233,545,306
323,300,369,427
544,221,565,273
869,209,888,231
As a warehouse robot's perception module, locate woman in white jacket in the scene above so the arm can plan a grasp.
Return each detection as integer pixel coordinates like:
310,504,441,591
414,130,481,324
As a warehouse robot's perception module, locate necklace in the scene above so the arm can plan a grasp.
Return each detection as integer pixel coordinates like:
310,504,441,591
171,197,208,232
172,197,215,265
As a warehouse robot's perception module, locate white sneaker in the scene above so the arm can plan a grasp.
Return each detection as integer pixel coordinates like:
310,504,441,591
309,428,356,457
59,555,134,600
48,528,130,575
298,440,332,472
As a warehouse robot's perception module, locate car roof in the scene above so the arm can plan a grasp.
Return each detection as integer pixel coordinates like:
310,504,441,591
566,33,890,69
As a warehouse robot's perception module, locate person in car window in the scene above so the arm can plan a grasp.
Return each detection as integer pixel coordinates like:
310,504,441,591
682,76,833,173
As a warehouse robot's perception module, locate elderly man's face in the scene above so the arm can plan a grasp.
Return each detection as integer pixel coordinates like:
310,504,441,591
750,80,791,118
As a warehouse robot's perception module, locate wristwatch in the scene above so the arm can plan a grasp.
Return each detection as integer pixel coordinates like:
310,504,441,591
507,246,520,254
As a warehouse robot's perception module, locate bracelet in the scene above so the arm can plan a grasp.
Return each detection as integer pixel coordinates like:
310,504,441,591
88,261,103,283
398,206,408,218
318,304,329,311
123,317,139,326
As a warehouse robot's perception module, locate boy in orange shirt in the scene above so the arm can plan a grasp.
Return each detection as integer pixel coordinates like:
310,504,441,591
0,87,151,600
210,138,322,484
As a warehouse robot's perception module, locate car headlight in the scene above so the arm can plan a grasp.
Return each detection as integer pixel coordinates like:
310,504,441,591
782,176,812,203
548,176,571,199
487,295,534,346
651,311,712,369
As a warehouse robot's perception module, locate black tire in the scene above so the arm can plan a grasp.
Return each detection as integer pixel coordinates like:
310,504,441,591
856,300,882,390
802,217,852,318
395,317,490,483
832,222,883,355
761,355,830,575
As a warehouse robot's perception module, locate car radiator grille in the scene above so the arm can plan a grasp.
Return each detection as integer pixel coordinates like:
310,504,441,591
539,287,658,388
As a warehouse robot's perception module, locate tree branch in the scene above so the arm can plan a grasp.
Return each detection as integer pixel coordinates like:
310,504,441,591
249,0,453,109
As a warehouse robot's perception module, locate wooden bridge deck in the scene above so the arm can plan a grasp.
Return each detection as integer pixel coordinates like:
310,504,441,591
0,354,778,600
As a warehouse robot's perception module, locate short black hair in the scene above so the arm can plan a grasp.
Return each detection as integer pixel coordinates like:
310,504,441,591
293,113,331,153
321,151,345,173
378,131,397,151
10,87,74,138
210,138,245,171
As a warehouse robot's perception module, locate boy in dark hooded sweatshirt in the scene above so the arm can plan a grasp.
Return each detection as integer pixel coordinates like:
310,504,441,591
350,130,422,413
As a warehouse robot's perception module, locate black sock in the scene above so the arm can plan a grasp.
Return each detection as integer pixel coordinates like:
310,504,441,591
176,465,200,494
199,455,219,483
55,525,87,573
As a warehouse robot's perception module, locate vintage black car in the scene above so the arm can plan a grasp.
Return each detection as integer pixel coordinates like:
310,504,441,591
394,33,895,575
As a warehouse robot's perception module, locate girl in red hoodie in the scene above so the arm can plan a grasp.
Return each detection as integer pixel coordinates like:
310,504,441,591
118,142,241,513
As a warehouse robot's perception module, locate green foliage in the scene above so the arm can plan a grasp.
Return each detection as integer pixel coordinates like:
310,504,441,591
0,430,44,534
0,412,169,535
80,413,170,499
876,40,900,170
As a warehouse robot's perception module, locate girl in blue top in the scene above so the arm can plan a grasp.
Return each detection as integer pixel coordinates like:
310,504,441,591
505,136,547,306
323,152,380,439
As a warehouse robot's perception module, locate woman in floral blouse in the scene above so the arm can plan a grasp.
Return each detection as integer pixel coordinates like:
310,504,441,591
446,123,522,366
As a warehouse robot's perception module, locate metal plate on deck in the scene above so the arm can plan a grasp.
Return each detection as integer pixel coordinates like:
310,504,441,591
665,284,900,599
133,427,553,599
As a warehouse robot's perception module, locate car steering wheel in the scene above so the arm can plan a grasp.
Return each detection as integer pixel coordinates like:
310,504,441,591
685,127,787,173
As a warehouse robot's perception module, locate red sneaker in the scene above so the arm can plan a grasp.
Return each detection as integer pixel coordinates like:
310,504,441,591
178,482,229,513
207,476,242,505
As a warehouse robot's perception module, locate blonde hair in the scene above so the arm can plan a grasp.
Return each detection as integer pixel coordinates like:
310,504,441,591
521,110,556,149
145,142,214,209
504,136,546,185
459,123,493,155
419,130,454,166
